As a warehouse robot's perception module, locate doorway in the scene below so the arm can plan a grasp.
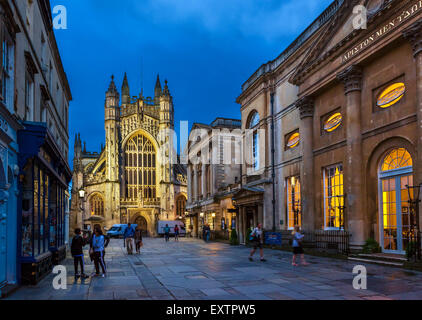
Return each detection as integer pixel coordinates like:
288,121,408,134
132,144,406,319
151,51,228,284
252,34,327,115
379,148,413,254
134,215,148,237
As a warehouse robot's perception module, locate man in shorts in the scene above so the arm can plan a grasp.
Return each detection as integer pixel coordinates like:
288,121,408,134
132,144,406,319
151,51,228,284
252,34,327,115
248,223,266,262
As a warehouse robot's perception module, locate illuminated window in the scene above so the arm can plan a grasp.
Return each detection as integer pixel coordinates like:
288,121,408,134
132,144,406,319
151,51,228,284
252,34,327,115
287,176,301,229
324,113,342,132
90,194,104,216
286,132,300,149
124,133,157,200
381,148,412,172
377,83,405,108
323,164,344,229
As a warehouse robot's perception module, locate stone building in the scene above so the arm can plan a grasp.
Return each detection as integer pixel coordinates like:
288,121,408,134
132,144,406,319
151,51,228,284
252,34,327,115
185,118,241,239
70,74,187,237
0,0,72,292
236,0,422,254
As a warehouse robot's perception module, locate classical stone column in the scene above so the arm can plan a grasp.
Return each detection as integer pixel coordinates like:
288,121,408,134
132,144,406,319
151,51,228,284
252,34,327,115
193,166,198,201
242,207,247,244
404,20,422,230
202,164,207,199
257,204,263,227
187,165,192,203
337,65,365,248
297,97,315,232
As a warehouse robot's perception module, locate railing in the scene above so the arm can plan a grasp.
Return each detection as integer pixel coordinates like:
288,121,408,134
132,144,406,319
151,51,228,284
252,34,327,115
279,229,351,255
407,231,422,262
311,230,351,255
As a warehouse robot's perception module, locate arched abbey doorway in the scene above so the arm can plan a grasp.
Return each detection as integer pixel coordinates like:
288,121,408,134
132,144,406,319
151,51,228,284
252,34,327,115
134,215,148,237
378,148,413,254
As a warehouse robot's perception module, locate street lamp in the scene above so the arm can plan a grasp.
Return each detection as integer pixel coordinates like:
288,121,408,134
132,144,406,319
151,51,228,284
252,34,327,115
78,188,85,228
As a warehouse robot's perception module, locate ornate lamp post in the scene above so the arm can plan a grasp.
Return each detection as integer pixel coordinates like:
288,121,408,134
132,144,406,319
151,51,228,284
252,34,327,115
78,188,85,229
406,183,421,261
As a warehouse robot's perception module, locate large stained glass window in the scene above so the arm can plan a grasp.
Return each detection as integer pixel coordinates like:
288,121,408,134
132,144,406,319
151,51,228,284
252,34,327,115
323,164,344,229
124,133,157,200
286,176,301,229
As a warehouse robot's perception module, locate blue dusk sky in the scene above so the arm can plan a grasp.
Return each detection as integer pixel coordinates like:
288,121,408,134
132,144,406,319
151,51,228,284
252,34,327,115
50,0,333,167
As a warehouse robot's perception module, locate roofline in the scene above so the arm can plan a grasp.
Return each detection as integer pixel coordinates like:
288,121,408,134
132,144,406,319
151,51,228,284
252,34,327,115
240,0,345,94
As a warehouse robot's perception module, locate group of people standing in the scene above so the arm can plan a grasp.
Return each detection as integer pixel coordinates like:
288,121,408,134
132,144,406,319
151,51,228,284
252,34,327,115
70,226,110,278
71,223,146,279
164,224,180,242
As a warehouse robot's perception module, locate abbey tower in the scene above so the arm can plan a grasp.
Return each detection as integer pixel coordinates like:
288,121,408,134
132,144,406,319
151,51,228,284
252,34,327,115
70,74,187,236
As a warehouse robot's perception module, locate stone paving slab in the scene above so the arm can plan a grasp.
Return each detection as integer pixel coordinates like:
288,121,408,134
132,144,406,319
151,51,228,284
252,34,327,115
5,237,422,300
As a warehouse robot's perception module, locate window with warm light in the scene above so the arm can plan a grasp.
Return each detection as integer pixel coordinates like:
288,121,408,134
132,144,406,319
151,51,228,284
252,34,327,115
286,132,300,149
323,164,344,229
377,83,405,108
124,133,157,200
381,148,412,172
324,113,342,132
90,194,104,216
286,176,301,229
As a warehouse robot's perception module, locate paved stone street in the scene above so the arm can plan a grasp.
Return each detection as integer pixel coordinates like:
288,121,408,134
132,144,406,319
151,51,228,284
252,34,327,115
6,238,422,300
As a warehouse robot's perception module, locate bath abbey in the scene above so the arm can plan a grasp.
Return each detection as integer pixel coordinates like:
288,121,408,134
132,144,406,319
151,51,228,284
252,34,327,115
70,74,187,236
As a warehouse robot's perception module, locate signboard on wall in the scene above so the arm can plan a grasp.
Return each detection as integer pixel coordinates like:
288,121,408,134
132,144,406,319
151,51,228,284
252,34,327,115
264,232,282,246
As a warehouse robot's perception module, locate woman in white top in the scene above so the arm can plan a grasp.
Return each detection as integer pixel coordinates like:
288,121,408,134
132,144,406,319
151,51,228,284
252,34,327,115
248,223,266,262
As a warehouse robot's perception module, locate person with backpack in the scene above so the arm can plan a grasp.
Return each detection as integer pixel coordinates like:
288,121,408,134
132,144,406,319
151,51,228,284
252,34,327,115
123,223,136,254
248,223,266,262
91,227,107,277
174,224,180,242
135,227,143,254
164,224,171,242
71,228,88,279
292,225,309,266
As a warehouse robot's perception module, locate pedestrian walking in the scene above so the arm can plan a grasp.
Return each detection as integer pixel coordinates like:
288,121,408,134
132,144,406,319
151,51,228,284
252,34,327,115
124,223,136,255
70,228,88,279
292,225,309,266
164,224,170,242
91,227,107,277
248,223,266,262
174,224,180,242
135,227,143,254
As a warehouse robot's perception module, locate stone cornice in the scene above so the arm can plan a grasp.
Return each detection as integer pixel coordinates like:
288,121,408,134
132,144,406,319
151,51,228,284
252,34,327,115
403,18,422,57
337,65,363,94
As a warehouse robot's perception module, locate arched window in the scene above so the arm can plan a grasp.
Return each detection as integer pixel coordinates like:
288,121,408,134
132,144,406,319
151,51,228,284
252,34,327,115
124,133,157,200
381,148,412,172
90,194,104,216
379,148,413,253
248,111,260,171
176,195,187,217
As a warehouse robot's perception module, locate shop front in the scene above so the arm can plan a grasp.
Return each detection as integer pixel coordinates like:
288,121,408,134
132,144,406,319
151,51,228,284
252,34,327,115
18,123,71,285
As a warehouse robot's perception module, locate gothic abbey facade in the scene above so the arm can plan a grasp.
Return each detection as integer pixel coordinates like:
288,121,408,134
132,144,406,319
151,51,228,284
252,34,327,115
70,74,187,236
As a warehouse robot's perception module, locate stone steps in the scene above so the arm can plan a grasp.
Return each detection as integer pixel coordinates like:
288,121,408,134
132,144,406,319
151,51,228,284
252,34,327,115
348,253,406,267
